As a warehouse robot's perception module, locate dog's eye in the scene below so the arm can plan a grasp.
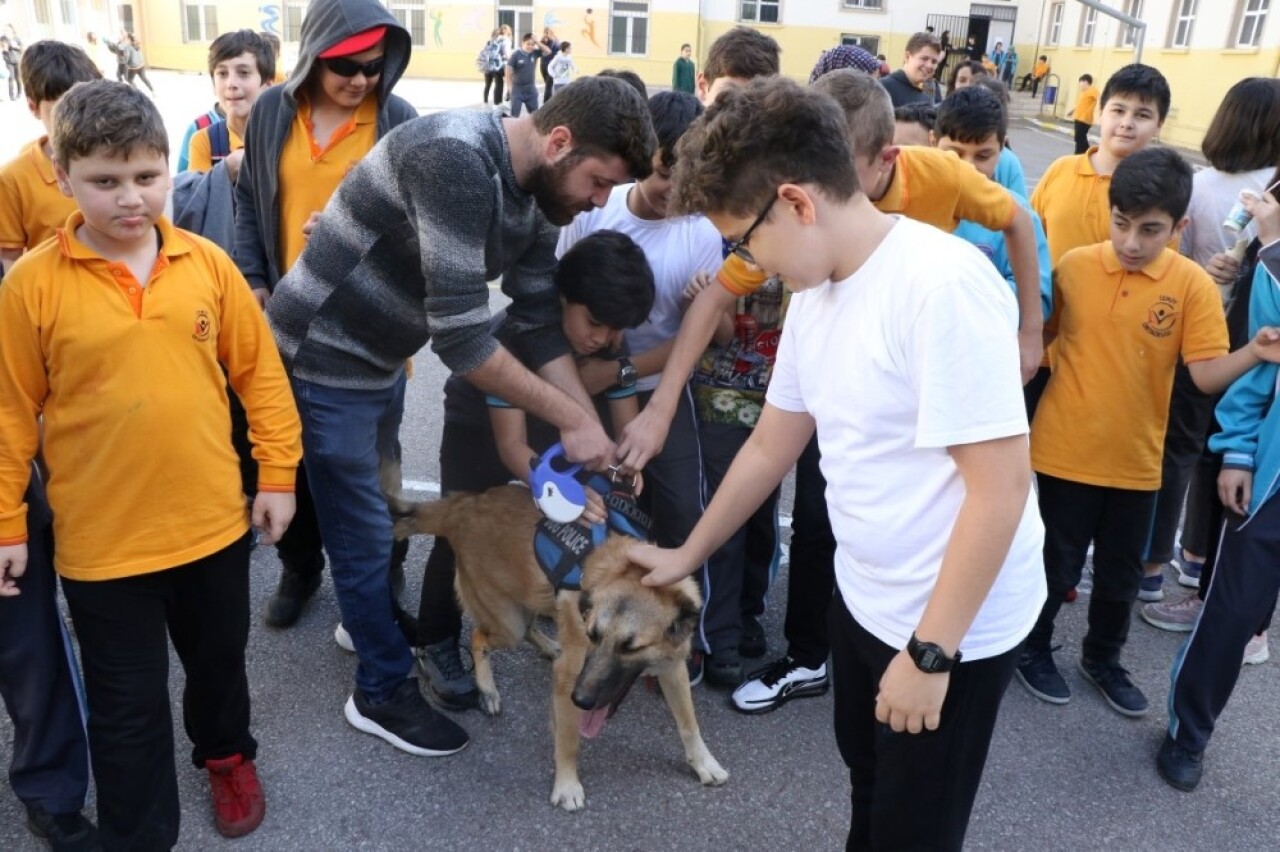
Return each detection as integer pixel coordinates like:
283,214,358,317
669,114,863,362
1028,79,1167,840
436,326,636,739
620,638,647,654
587,627,601,643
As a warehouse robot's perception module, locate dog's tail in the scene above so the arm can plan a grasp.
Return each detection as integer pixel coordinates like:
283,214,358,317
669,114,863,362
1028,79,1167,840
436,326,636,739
379,457,457,540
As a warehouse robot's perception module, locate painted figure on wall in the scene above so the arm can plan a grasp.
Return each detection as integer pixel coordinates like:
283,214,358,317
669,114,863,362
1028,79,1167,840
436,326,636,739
258,4,281,35
429,9,444,48
582,8,600,49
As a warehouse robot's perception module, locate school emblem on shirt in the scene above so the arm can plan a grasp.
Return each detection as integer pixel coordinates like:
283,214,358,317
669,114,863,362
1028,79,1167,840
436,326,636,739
193,310,212,342
1143,296,1178,339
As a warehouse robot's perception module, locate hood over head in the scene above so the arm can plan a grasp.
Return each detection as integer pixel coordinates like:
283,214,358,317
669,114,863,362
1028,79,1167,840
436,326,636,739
285,0,411,105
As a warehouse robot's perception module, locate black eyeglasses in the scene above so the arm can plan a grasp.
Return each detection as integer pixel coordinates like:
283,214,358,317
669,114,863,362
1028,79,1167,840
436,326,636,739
323,55,385,78
726,195,777,266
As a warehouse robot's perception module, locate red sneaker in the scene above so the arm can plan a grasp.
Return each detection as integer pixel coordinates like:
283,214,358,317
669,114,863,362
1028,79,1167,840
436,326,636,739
206,754,265,838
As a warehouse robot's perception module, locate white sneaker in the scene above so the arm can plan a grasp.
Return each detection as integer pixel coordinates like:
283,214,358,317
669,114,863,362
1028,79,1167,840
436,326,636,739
731,656,828,715
334,622,355,653
1243,632,1269,666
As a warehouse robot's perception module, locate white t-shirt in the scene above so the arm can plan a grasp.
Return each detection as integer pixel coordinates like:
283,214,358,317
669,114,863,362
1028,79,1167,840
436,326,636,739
557,184,723,391
766,217,1046,660
1182,166,1272,277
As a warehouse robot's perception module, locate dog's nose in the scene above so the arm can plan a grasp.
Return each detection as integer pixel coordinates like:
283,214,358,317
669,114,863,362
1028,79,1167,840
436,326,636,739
571,687,598,711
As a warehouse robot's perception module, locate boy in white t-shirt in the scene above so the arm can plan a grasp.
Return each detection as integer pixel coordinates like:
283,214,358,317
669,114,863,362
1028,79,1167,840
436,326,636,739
557,89,730,681
632,77,1046,850
546,41,577,95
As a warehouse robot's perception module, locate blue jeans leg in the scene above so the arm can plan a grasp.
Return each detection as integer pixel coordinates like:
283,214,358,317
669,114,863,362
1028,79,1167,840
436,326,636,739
292,375,412,702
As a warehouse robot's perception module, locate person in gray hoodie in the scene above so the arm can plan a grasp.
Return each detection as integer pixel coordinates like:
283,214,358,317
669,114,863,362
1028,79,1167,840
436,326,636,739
234,0,416,635
267,75,655,759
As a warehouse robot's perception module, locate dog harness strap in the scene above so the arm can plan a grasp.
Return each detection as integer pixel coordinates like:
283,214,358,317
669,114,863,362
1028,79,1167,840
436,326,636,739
604,491,651,539
534,519,595,591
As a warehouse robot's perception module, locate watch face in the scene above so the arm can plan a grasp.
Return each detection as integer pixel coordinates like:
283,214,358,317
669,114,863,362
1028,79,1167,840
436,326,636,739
919,647,940,671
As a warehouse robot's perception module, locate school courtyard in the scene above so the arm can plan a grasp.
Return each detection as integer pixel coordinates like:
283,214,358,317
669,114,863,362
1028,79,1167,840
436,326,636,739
0,71,1277,850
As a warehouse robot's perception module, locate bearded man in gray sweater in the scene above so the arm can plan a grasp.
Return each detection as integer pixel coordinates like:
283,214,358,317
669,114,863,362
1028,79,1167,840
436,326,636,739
267,76,655,757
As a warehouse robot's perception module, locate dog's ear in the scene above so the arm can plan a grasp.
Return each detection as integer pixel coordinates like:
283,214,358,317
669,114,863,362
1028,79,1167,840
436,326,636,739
665,588,701,645
578,591,592,619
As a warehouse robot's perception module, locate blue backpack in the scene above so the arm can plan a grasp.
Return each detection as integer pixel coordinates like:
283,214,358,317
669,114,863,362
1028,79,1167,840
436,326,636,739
477,39,504,74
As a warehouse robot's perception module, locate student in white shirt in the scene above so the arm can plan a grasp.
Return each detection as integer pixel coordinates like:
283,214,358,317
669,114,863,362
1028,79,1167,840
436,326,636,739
632,76,1046,851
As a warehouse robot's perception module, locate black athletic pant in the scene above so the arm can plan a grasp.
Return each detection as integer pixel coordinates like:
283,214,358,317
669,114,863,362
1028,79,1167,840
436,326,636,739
1073,119,1092,154
1027,474,1157,663
1170,496,1280,753
783,435,837,669
1144,363,1215,565
0,470,91,817
62,535,256,850
126,66,153,92
483,71,504,105
830,596,1019,852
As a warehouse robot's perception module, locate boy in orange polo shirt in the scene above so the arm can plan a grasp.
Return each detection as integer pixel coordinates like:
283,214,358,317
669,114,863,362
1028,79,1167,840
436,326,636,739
0,81,301,846
0,39,100,273
1031,64,1170,266
1070,73,1098,155
234,0,417,629
0,37,103,851
186,30,275,174
1016,148,1280,718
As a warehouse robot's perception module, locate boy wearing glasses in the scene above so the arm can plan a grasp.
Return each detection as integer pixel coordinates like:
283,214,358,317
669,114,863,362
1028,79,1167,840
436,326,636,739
632,76,1046,851
234,0,417,632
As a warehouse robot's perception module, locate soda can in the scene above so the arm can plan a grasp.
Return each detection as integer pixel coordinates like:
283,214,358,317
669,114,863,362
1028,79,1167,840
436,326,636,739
1223,191,1258,232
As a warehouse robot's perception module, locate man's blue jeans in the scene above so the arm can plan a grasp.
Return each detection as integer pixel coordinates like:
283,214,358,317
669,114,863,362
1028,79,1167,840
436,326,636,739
291,375,411,702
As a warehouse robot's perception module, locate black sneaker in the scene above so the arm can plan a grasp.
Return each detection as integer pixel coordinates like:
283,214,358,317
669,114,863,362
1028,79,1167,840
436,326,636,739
416,638,480,712
1014,648,1070,704
1156,733,1204,792
705,648,745,688
264,558,323,628
26,806,100,852
731,656,829,715
344,678,469,756
1078,656,1149,717
739,615,767,659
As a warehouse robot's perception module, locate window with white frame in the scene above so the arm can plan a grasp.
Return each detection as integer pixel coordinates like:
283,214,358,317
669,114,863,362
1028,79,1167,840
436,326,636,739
182,2,218,43
387,1,427,47
1120,0,1144,47
33,0,52,26
841,0,882,8
283,0,307,42
739,1,781,25
497,0,533,44
840,33,881,55
1079,7,1098,45
1047,2,1064,45
1170,0,1198,47
58,0,74,26
1237,0,1270,47
609,1,649,56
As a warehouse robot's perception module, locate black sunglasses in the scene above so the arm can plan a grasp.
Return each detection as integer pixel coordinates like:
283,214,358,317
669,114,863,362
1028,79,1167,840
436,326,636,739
726,195,777,266
323,55,385,78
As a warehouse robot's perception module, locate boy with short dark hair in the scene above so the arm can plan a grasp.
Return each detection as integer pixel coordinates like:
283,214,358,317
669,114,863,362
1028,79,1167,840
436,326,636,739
1031,63,1171,265
413,230,656,707
1071,73,1098,154
634,75,1045,850
507,32,548,117
892,102,935,146
673,42,696,94
1017,147,1280,717
880,31,942,107
185,29,275,173
934,86,1053,324
0,80,302,847
0,39,100,272
0,36,103,852
697,25,780,104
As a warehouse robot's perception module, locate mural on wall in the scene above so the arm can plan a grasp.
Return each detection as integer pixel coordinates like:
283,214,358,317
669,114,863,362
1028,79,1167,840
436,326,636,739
429,9,444,48
581,7,601,53
543,11,565,28
259,3,281,35
458,8,486,35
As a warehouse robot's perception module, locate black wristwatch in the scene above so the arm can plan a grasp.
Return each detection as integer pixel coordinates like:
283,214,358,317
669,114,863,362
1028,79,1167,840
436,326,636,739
907,633,961,673
616,357,637,389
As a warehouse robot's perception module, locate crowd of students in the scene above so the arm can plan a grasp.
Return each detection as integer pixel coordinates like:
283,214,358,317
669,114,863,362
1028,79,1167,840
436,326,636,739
0,7,1278,851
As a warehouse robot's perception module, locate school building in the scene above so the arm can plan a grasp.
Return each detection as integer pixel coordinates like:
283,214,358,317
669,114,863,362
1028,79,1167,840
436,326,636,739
1,1,1274,150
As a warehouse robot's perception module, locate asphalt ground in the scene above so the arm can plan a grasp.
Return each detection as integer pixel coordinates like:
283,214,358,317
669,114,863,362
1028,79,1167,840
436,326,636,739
1,72,1276,851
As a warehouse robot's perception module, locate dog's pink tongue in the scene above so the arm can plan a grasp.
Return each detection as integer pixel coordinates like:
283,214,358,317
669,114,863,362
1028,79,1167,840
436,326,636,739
579,707,609,739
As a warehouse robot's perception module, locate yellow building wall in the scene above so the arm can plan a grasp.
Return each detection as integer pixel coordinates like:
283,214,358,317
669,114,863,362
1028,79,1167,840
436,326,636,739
1036,43,1280,150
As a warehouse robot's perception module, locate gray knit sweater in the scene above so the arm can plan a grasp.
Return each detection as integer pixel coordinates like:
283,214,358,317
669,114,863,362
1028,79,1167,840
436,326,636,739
267,110,567,389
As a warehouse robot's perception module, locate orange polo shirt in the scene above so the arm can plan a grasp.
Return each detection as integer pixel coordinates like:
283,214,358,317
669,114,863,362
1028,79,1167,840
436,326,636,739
0,137,78,252
1073,86,1099,124
0,212,302,580
1030,148,1113,267
186,123,245,173
1031,242,1228,490
718,147,1016,296
277,95,379,274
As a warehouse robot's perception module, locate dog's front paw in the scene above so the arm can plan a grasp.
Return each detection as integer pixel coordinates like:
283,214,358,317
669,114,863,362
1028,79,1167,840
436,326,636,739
478,689,502,716
550,779,586,811
690,753,729,787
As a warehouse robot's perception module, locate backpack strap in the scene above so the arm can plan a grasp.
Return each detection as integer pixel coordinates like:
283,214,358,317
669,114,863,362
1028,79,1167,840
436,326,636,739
208,121,231,164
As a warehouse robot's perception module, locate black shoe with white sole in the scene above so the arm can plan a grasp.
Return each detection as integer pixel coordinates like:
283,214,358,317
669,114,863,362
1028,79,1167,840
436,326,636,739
731,656,829,715
344,678,469,756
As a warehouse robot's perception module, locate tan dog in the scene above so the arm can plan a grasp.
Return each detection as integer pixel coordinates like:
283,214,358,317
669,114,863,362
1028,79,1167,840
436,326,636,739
383,466,728,810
